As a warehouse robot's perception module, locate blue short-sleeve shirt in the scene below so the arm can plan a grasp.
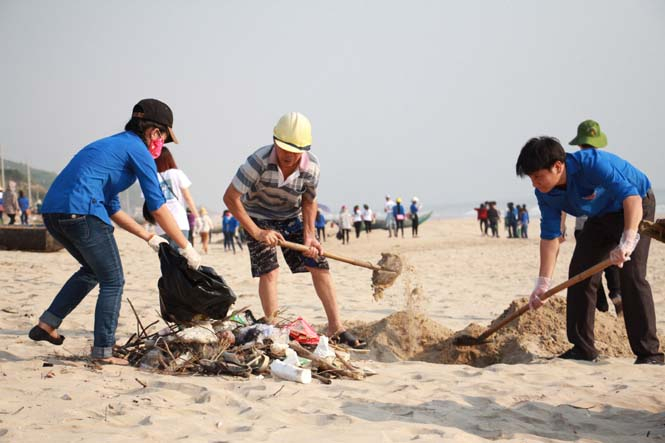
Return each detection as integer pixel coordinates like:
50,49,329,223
536,149,651,240
42,131,165,225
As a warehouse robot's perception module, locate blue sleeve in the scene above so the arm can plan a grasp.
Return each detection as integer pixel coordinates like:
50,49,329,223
583,151,640,202
537,192,562,240
127,145,166,211
104,194,121,216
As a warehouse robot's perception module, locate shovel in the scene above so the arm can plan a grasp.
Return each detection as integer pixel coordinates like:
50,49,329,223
453,258,613,346
278,240,402,297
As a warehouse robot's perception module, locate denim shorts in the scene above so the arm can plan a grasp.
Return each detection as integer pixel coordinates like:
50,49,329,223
246,217,329,277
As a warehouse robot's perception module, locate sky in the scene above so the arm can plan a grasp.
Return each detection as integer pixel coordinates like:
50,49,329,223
1,0,664,216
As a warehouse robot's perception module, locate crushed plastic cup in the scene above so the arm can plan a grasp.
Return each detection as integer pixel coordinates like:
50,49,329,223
313,335,336,360
270,359,311,384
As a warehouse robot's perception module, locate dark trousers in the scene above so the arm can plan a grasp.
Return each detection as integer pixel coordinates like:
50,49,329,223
567,190,661,359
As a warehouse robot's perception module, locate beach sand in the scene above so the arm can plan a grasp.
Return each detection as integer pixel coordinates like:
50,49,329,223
1,218,664,442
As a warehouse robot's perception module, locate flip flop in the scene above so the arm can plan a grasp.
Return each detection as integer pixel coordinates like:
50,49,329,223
331,330,367,350
29,326,65,345
92,357,129,366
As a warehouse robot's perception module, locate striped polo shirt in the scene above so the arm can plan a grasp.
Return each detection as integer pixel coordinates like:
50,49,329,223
232,145,320,220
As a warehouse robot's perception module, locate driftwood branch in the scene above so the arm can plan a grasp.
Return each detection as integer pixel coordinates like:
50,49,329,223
289,341,364,380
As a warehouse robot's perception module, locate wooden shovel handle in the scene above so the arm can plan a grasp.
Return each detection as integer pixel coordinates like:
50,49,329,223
278,240,383,271
476,258,614,342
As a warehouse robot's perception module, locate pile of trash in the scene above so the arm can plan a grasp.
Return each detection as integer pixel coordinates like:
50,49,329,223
113,307,374,384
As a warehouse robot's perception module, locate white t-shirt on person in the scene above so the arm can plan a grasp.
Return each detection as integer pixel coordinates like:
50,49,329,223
155,168,191,235
362,208,374,222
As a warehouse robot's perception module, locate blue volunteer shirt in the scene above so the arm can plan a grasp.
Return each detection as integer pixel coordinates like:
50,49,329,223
536,149,651,240
42,131,165,225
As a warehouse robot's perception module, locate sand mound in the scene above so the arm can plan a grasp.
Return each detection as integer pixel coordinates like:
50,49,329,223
351,297,654,367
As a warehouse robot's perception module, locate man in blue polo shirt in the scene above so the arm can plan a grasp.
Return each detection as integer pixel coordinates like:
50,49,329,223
515,136,662,364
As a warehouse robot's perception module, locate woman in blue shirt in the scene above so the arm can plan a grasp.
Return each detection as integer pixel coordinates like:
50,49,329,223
29,99,201,365
410,197,420,238
18,190,29,225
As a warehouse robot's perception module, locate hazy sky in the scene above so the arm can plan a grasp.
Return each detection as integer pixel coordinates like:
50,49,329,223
1,0,664,214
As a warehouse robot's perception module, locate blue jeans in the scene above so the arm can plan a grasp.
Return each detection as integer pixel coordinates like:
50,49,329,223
41,213,124,359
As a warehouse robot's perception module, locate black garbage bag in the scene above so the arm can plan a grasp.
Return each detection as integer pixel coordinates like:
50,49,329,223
157,243,236,323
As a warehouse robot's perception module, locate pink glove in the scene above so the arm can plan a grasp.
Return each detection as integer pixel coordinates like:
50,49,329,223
529,276,552,310
609,229,640,268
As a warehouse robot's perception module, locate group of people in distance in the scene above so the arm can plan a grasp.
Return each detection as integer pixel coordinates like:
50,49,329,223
475,201,530,238
0,181,32,225
327,195,421,245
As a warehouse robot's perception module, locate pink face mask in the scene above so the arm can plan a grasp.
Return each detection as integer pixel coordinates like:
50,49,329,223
149,137,164,159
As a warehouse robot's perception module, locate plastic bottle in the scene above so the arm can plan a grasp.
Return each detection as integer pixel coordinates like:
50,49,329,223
269,359,312,384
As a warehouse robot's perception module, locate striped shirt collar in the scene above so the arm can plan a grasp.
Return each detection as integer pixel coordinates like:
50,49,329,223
268,145,311,187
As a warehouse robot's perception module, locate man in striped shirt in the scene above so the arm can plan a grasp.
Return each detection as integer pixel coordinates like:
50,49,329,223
223,112,365,348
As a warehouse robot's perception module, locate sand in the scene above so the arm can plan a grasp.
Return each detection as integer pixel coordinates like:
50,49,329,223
1,217,665,442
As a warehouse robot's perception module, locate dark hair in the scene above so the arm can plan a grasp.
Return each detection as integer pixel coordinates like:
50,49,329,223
363,204,369,210
515,136,566,177
155,146,178,172
125,117,168,144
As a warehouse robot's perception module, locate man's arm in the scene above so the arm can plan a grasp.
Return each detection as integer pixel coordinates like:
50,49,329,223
301,196,322,257
110,210,153,242
622,195,643,232
538,238,560,279
222,184,284,246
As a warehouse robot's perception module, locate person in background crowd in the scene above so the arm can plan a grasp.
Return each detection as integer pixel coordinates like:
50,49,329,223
198,206,213,254
222,209,240,253
186,208,196,246
29,98,200,365
410,196,421,237
393,197,406,238
474,202,489,236
519,204,530,239
352,204,363,238
315,209,326,241
3,181,18,225
505,202,518,238
0,185,4,224
339,205,352,245
154,146,200,249
487,201,500,238
361,204,374,235
18,190,30,225
384,195,396,238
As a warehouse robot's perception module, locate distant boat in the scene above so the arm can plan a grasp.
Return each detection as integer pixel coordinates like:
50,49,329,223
372,211,434,230
0,225,64,252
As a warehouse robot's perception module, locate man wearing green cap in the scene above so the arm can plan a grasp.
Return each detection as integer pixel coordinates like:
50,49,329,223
223,112,366,349
570,120,623,315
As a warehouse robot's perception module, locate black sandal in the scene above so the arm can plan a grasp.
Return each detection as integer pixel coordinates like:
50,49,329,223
331,330,367,350
29,325,65,345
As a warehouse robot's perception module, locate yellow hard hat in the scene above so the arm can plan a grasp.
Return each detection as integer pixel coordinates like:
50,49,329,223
273,112,312,153
396,197,402,203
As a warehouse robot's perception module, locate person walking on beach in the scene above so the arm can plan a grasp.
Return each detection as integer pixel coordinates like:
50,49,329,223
384,195,396,237
29,99,201,365
393,197,406,238
339,205,352,245
570,120,623,315
474,202,489,236
361,204,374,235
223,111,365,348
505,202,518,238
352,205,363,239
222,209,240,253
519,204,529,239
517,136,662,364
198,207,213,254
153,146,200,249
3,181,18,225
18,190,30,225
315,209,326,242
410,197,421,237
487,201,500,238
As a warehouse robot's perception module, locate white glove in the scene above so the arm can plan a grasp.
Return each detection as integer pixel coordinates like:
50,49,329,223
609,229,640,268
179,243,202,270
147,235,169,252
529,276,552,310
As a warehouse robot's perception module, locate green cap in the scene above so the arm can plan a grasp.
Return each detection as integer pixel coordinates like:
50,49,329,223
569,119,607,148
